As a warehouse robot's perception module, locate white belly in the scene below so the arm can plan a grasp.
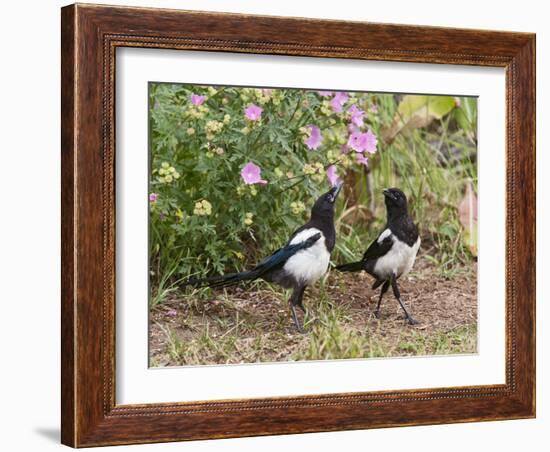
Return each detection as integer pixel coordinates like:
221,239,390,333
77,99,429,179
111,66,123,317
374,236,420,279
284,228,330,285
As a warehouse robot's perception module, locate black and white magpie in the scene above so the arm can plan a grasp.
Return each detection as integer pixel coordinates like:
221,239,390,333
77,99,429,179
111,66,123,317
187,181,343,332
336,188,420,325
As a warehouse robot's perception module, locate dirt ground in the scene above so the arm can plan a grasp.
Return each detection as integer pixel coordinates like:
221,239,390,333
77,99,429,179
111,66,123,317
149,257,477,367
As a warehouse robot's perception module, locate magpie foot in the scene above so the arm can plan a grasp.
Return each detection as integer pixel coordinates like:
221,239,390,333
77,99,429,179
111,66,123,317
373,310,381,319
290,306,306,334
406,316,419,325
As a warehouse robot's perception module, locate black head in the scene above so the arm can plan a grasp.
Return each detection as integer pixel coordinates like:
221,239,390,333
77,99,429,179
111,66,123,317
310,181,343,220
383,188,409,218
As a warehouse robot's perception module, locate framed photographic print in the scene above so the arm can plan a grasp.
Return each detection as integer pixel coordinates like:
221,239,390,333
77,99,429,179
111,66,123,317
61,3,535,447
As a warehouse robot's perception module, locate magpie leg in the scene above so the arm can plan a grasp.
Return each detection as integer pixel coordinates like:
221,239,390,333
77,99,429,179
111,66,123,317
296,295,306,313
390,275,418,325
374,280,390,319
289,286,307,333
290,306,305,334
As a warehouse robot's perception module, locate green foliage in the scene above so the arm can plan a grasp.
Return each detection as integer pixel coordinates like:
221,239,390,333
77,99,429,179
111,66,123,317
382,94,458,142
150,84,376,282
149,84,478,290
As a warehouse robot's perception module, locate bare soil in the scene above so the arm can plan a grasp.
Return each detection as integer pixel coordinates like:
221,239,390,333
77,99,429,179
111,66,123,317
150,257,477,366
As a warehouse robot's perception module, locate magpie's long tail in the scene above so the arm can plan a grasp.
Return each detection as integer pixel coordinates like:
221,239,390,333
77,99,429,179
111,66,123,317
335,261,365,272
184,269,261,290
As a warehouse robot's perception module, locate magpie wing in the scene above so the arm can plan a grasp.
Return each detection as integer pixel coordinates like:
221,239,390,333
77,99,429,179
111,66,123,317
198,233,321,289
254,232,321,277
362,229,394,261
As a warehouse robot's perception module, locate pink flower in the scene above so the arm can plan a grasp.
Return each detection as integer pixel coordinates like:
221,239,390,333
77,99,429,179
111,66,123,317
149,193,158,202
363,129,378,153
241,162,267,185
348,104,365,127
347,129,378,154
190,94,206,106
166,308,177,317
317,91,333,97
370,103,379,113
304,125,323,150
330,92,349,113
347,131,366,152
355,153,369,167
244,104,263,121
326,165,342,187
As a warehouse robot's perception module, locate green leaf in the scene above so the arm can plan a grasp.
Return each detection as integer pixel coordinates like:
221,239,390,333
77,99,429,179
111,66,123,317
382,95,458,143
453,97,477,142
458,181,478,256
439,223,458,239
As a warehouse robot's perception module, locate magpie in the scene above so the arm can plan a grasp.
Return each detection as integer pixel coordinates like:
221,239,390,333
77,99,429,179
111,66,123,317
187,181,343,332
336,188,420,325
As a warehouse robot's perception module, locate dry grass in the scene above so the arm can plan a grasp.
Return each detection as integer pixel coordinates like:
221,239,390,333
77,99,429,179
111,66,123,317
149,256,477,367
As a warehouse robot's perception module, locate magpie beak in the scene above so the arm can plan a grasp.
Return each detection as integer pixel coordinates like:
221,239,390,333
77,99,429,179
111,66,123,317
328,181,343,203
383,188,396,201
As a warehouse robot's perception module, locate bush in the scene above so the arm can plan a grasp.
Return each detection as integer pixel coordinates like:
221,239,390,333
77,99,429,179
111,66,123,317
149,83,477,288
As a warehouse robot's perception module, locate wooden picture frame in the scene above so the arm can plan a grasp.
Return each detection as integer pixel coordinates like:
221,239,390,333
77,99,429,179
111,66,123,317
61,3,535,447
